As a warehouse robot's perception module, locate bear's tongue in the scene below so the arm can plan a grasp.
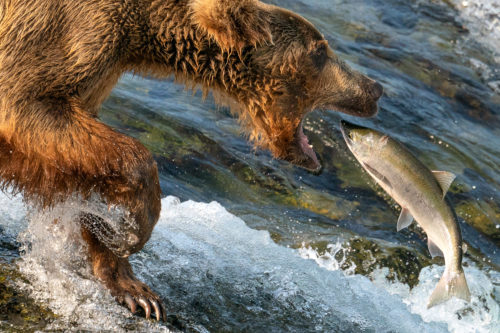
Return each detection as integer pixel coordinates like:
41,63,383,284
298,125,319,167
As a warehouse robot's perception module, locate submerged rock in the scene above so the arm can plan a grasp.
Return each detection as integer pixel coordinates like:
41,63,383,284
455,200,500,242
0,262,56,332
301,237,432,288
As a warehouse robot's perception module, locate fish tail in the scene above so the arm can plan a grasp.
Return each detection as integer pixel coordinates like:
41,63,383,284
427,267,471,308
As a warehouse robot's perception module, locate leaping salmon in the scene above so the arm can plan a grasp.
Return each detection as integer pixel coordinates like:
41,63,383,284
340,120,471,308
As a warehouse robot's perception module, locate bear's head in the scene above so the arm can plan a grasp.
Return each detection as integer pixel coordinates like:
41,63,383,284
189,0,383,172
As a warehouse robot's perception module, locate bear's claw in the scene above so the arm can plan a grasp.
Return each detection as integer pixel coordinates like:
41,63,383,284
118,289,166,321
124,294,137,314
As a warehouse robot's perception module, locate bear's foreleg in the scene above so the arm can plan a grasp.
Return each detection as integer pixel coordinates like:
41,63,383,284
0,98,165,320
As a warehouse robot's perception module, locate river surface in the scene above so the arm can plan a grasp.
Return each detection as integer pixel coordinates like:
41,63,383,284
0,0,499,332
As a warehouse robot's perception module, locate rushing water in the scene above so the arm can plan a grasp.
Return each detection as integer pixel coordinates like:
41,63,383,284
0,0,499,332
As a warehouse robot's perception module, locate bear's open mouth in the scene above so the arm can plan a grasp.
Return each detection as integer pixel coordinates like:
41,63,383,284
296,122,321,172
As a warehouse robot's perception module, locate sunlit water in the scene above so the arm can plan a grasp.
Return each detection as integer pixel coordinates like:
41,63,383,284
0,0,499,332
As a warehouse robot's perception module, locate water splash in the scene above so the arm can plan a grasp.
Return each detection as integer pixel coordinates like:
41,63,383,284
14,197,171,332
0,191,496,331
120,197,446,332
300,244,500,333
378,265,500,333
298,242,357,275
0,194,446,332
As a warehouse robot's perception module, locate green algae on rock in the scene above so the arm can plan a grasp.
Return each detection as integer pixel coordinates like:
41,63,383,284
301,237,432,289
0,263,56,332
455,200,500,243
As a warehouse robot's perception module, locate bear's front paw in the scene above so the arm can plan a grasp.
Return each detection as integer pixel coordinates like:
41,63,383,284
111,276,167,322
112,279,167,321
90,250,167,321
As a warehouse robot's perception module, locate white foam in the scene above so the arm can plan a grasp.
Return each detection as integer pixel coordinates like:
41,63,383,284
0,192,495,331
15,198,171,332
141,197,445,332
298,242,357,275
380,266,500,333
450,0,500,91
0,191,27,235
452,0,500,57
299,244,500,333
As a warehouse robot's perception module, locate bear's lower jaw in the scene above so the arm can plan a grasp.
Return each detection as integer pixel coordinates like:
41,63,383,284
280,124,322,173
297,155,322,173
297,124,321,171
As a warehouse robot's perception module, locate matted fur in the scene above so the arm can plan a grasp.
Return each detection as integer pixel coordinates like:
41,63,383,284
189,0,273,51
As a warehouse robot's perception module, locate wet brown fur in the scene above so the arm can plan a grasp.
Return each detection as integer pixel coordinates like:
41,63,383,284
0,0,382,318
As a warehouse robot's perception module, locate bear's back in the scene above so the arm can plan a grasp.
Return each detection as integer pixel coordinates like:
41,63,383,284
0,0,130,112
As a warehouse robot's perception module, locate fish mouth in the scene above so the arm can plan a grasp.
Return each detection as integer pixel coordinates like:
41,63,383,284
340,120,361,148
340,120,351,145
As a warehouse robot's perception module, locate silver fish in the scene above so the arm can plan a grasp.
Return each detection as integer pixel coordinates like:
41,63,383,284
340,120,471,308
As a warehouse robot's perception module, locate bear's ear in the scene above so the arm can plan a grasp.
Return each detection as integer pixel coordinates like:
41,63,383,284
190,0,272,51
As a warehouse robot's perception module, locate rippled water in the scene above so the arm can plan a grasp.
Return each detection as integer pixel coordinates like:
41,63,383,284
1,0,499,332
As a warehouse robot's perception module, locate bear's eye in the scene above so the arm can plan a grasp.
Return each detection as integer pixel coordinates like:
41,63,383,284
310,43,328,70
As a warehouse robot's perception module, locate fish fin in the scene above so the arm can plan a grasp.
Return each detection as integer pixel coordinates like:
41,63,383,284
397,208,413,231
427,268,471,308
427,238,444,258
432,171,456,198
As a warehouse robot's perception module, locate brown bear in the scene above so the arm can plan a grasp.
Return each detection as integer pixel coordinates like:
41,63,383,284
0,0,382,321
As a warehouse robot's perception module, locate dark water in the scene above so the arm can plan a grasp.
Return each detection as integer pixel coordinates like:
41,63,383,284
0,0,499,332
